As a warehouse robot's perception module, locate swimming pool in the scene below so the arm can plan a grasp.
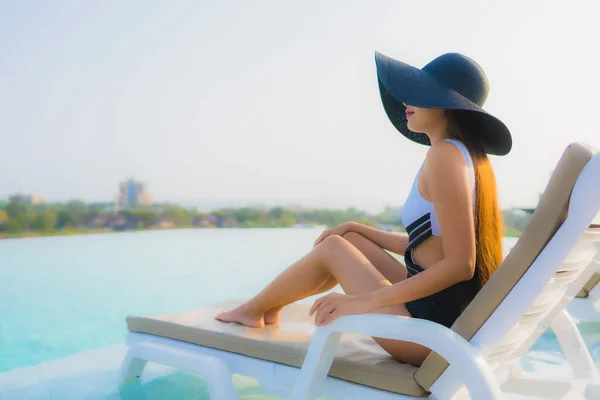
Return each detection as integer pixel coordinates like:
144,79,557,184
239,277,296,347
0,229,329,373
1,229,599,399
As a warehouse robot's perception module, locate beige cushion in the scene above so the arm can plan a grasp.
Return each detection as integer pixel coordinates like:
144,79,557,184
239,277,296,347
576,272,600,298
127,299,428,397
415,143,597,389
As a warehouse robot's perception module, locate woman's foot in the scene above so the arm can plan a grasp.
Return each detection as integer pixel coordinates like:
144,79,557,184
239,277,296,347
264,307,282,325
214,303,265,328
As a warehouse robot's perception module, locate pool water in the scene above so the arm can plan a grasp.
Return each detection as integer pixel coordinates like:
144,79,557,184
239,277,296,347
1,229,330,372
0,229,598,399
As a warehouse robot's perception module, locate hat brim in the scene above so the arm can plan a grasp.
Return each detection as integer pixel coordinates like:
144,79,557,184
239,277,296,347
375,51,512,156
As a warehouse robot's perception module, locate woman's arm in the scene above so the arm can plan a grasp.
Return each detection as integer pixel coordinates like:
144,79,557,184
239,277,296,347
345,222,409,256
366,141,477,310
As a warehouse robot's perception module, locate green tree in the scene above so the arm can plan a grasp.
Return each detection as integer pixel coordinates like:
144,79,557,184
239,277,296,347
277,214,296,227
56,200,91,229
232,208,261,224
268,207,284,220
357,216,376,227
131,209,161,228
67,200,90,224
5,200,29,232
32,210,58,232
57,210,78,229
163,205,193,226
210,209,229,219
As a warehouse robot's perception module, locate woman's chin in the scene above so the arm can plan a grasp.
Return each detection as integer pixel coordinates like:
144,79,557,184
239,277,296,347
406,123,420,133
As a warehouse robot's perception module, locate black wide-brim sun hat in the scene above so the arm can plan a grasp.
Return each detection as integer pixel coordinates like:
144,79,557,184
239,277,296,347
375,51,512,156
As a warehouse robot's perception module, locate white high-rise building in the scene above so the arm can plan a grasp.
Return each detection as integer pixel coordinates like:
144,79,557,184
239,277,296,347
115,178,153,210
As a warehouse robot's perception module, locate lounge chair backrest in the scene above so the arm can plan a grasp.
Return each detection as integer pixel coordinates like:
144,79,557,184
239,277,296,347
416,143,600,389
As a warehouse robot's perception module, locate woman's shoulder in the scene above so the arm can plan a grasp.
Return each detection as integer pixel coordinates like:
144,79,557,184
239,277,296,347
422,140,475,199
425,140,469,170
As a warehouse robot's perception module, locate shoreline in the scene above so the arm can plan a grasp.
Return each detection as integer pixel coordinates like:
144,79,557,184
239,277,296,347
0,226,523,240
0,227,206,241
0,228,114,240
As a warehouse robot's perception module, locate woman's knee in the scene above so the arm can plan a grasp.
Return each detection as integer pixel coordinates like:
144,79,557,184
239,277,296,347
342,231,363,244
316,235,350,260
320,234,347,248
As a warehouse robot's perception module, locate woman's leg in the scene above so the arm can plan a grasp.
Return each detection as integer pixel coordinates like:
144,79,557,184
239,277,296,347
263,232,408,323
215,234,430,365
216,235,340,328
343,232,408,283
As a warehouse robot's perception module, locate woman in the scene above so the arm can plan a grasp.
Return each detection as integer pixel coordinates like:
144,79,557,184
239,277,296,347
215,51,512,366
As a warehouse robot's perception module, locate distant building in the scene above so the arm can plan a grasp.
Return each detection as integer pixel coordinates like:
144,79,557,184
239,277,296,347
86,215,109,229
194,215,218,228
220,217,239,228
108,214,130,230
115,178,153,210
9,192,45,204
150,217,176,230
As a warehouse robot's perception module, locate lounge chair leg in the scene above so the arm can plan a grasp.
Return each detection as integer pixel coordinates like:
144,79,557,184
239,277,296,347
585,383,600,399
560,381,600,399
428,365,469,399
552,310,600,380
290,331,343,400
119,349,148,384
119,334,238,400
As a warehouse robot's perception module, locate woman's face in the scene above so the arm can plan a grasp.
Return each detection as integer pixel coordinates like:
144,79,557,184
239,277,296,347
403,104,448,136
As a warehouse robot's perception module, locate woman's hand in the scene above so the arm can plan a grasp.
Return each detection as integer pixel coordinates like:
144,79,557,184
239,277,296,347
309,292,371,326
313,222,354,247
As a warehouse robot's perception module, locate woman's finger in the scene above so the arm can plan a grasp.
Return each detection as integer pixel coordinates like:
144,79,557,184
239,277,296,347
314,235,323,246
313,233,323,246
315,302,336,326
312,296,332,317
313,230,330,247
309,294,329,316
321,309,341,326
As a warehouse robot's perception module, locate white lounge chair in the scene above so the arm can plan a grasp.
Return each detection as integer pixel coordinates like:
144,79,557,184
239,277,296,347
119,142,600,399
567,271,600,321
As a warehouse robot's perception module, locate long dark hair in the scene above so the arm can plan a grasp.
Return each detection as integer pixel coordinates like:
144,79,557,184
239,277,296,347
445,110,503,289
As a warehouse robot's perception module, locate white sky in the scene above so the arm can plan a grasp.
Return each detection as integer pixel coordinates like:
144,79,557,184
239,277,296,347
1,0,598,213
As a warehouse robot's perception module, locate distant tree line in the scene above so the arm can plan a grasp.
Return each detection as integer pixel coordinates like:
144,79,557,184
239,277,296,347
0,200,102,233
0,199,531,237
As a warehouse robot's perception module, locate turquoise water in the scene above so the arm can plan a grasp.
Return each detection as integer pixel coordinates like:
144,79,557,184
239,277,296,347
0,229,599,399
0,229,324,372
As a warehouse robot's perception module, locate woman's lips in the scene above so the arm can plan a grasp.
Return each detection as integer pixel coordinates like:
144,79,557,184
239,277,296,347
406,111,415,118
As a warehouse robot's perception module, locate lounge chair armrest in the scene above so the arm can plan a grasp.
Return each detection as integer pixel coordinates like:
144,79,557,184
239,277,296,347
321,313,489,370
320,313,467,347
291,313,502,400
